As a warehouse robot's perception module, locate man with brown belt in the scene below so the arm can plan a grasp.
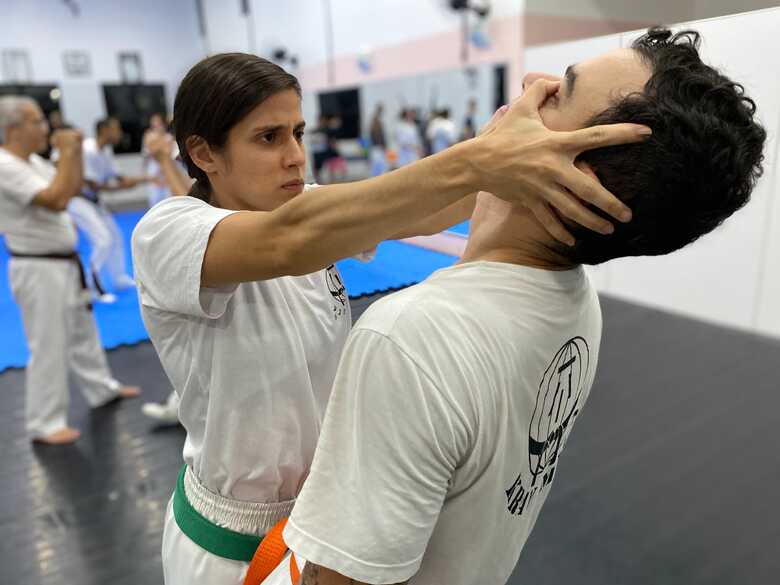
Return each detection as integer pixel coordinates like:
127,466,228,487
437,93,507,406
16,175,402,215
0,95,141,445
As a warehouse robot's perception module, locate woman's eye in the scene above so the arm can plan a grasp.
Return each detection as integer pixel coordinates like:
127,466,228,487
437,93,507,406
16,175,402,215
261,132,275,143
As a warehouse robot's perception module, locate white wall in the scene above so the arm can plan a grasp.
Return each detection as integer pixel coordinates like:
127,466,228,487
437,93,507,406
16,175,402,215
202,0,523,68
525,0,695,22
360,62,498,143
525,8,780,337
1,0,205,134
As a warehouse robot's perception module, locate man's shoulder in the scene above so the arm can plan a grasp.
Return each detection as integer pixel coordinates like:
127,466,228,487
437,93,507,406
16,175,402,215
353,279,458,340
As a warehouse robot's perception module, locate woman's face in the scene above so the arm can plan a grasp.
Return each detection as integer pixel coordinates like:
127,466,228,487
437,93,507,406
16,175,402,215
204,89,307,211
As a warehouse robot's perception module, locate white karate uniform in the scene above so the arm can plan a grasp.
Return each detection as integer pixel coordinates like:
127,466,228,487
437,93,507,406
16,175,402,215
426,116,458,154
0,148,121,438
394,121,421,167
131,190,351,584
66,137,132,291
286,261,602,584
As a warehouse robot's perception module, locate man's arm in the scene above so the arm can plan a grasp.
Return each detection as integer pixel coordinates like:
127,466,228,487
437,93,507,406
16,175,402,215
31,130,84,211
284,329,469,584
300,564,406,585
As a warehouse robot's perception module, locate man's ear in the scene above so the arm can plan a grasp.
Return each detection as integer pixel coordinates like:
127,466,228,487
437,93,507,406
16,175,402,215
186,135,218,175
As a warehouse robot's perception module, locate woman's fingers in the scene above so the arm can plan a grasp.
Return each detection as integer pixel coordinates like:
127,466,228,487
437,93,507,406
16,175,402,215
529,202,575,246
545,186,615,235
555,164,632,223
561,122,651,152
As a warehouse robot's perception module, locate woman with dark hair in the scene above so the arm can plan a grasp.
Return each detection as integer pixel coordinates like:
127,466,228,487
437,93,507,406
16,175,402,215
131,52,647,584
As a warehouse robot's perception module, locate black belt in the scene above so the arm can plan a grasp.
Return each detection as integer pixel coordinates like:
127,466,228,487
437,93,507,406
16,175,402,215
9,250,92,310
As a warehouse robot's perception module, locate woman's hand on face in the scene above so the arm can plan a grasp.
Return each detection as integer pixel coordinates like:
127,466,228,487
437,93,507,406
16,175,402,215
472,79,651,246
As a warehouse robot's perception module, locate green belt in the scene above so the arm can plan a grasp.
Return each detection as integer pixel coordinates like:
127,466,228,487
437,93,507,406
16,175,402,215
172,464,263,562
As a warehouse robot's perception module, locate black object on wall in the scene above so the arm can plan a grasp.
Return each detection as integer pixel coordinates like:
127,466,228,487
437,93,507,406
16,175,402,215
0,84,62,119
318,88,361,139
102,84,166,154
494,64,507,112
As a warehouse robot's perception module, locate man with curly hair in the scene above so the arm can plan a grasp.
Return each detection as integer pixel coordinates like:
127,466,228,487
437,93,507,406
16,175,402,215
281,28,766,585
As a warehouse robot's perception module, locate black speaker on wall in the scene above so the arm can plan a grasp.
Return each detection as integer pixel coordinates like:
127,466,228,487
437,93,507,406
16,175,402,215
318,88,361,139
494,64,507,112
0,84,61,119
102,84,167,153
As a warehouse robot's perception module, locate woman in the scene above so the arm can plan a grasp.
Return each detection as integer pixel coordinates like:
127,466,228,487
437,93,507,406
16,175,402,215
131,53,645,584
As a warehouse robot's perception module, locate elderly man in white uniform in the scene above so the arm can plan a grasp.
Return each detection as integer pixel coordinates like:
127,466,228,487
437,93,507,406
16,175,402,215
0,96,141,445
66,117,149,297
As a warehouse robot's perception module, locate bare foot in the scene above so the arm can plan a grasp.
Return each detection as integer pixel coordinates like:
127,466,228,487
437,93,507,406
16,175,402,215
33,427,81,444
118,385,141,398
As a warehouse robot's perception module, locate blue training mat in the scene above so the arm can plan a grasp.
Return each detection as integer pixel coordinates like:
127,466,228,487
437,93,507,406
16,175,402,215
446,220,470,236
0,210,457,372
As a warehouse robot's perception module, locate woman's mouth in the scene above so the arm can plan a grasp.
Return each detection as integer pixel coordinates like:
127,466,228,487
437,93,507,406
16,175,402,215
282,180,304,192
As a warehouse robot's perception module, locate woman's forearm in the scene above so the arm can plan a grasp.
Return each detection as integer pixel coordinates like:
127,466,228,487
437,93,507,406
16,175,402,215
274,141,477,275
202,141,477,285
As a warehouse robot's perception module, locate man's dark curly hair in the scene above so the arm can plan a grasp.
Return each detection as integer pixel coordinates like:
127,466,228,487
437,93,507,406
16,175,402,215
565,27,766,264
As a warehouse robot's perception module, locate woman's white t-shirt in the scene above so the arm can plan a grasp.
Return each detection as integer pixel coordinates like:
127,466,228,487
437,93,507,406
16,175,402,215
131,192,351,503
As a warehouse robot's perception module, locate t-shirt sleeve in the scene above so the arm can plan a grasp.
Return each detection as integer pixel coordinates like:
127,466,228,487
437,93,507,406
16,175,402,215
284,328,472,584
82,151,101,183
0,157,50,207
131,197,242,318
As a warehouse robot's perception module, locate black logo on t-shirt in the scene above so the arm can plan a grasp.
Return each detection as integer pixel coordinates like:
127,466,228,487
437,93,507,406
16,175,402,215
326,264,346,306
505,337,591,516
326,264,347,321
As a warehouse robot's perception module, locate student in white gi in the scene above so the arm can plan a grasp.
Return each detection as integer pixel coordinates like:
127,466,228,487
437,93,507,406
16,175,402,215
67,116,149,295
0,96,141,445
131,53,647,585
426,107,458,154
393,108,422,167
285,28,767,584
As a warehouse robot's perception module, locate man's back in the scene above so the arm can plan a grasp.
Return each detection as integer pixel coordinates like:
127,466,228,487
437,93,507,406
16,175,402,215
287,260,602,584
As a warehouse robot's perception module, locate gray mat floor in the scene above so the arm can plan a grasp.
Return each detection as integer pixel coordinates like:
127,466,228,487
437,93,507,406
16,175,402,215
1,294,778,585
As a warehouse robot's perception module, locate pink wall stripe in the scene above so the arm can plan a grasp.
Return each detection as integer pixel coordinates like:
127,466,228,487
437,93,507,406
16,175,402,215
297,13,653,95
298,13,523,92
523,13,654,47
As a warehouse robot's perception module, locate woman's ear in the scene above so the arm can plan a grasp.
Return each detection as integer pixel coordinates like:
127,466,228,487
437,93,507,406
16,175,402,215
186,135,218,174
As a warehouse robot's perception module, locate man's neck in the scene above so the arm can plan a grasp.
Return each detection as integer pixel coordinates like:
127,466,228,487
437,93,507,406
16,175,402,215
459,192,577,271
96,135,110,149
2,142,33,161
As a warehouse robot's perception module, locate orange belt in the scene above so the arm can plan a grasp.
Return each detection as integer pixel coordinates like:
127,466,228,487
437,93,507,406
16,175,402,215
243,518,300,585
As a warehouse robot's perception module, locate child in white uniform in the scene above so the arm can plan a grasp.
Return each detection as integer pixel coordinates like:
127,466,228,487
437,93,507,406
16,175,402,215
131,53,647,584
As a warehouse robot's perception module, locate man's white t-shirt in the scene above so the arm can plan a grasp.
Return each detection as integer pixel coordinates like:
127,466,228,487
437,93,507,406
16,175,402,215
0,148,77,254
131,192,351,503
285,261,602,584
83,137,119,184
